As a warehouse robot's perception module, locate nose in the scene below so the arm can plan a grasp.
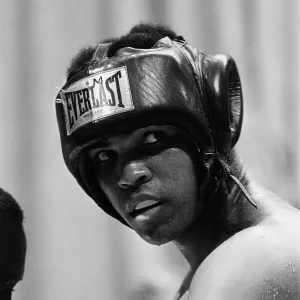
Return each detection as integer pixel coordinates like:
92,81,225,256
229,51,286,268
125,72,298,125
118,161,152,190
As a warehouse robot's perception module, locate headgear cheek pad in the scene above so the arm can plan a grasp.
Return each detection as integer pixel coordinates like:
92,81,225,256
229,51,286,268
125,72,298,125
55,36,249,226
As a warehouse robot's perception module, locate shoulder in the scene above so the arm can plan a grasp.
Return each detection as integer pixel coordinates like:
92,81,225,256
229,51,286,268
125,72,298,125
189,222,300,300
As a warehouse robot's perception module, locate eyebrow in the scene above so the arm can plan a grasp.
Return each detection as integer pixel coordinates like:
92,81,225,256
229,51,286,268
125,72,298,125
70,126,166,158
86,139,110,148
85,131,136,150
69,137,109,159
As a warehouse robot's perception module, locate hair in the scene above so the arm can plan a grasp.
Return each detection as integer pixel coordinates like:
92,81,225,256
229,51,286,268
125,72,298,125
0,188,24,223
66,23,178,80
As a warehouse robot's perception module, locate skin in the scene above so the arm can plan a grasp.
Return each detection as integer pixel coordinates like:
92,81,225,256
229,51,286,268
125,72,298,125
89,125,202,245
0,212,26,300
89,125,300,300
188,169,300,300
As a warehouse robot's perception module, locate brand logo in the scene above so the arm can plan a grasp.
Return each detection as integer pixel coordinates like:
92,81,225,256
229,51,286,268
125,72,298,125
57,66,134,135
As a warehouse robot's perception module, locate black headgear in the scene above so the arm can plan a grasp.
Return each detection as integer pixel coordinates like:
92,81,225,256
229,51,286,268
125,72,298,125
55,36,255,226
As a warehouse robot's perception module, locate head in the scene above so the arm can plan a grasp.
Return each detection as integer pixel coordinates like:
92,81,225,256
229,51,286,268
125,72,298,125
55,23,243,244
0,188,26,300
88,124,205,244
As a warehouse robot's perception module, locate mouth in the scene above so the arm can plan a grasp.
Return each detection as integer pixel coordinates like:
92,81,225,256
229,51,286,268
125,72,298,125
130,199,163,218
127,193,166,221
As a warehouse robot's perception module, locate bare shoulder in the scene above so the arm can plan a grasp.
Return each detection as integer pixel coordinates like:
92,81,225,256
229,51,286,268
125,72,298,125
189,209,300,300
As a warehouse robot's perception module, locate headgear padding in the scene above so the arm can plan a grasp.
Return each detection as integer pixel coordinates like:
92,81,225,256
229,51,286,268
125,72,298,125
55,36,245,225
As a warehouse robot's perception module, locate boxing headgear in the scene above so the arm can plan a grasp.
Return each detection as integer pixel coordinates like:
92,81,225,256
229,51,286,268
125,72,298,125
55,36,255,226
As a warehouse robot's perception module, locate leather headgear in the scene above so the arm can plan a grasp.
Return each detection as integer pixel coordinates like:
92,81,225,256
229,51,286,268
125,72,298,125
55,36,253,226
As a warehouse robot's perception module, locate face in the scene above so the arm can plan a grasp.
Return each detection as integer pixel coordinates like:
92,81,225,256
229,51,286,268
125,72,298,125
0,213,26,299
88,125,203,245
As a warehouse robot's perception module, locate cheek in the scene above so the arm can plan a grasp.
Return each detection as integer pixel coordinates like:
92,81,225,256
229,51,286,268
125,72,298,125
150,147,201,229
155,148,198,198
96,171,123,213
137,149,201,244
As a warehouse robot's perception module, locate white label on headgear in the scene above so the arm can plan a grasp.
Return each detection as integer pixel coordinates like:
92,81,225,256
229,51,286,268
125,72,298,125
57,66,134,135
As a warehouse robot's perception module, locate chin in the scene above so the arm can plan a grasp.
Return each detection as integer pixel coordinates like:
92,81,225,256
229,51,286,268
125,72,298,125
140,234,172,246
135,222,185,246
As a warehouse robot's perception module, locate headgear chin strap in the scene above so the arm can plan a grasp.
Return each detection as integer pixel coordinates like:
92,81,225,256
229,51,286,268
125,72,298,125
55,36,256,226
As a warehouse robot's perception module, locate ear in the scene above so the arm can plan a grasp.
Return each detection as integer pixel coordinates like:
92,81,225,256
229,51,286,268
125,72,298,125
201,54,243,155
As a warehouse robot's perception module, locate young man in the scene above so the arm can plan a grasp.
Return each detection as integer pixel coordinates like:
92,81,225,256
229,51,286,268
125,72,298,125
55,24,300,299
0,188,26,300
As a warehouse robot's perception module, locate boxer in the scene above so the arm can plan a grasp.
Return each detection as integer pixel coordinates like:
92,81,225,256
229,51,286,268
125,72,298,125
56,23,300,299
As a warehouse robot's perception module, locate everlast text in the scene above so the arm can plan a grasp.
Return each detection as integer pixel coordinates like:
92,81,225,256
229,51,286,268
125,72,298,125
59,67,134,135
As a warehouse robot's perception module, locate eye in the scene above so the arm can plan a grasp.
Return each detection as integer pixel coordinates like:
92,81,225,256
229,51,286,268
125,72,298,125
143,131,164,145
91,150,114,163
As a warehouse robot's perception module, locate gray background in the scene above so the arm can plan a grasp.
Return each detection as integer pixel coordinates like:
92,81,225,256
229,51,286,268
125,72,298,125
0,0,299,299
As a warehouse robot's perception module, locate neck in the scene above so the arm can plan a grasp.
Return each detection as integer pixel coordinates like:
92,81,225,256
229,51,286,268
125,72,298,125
223,150,269,231
173,149,268,271
173,184,225,270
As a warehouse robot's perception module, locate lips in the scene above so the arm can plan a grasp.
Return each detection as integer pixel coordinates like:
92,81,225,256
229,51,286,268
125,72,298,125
127,194,163,217
135,199,160,210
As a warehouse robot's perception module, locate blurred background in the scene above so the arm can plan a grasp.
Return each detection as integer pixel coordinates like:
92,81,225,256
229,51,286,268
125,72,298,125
0,0,299,299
